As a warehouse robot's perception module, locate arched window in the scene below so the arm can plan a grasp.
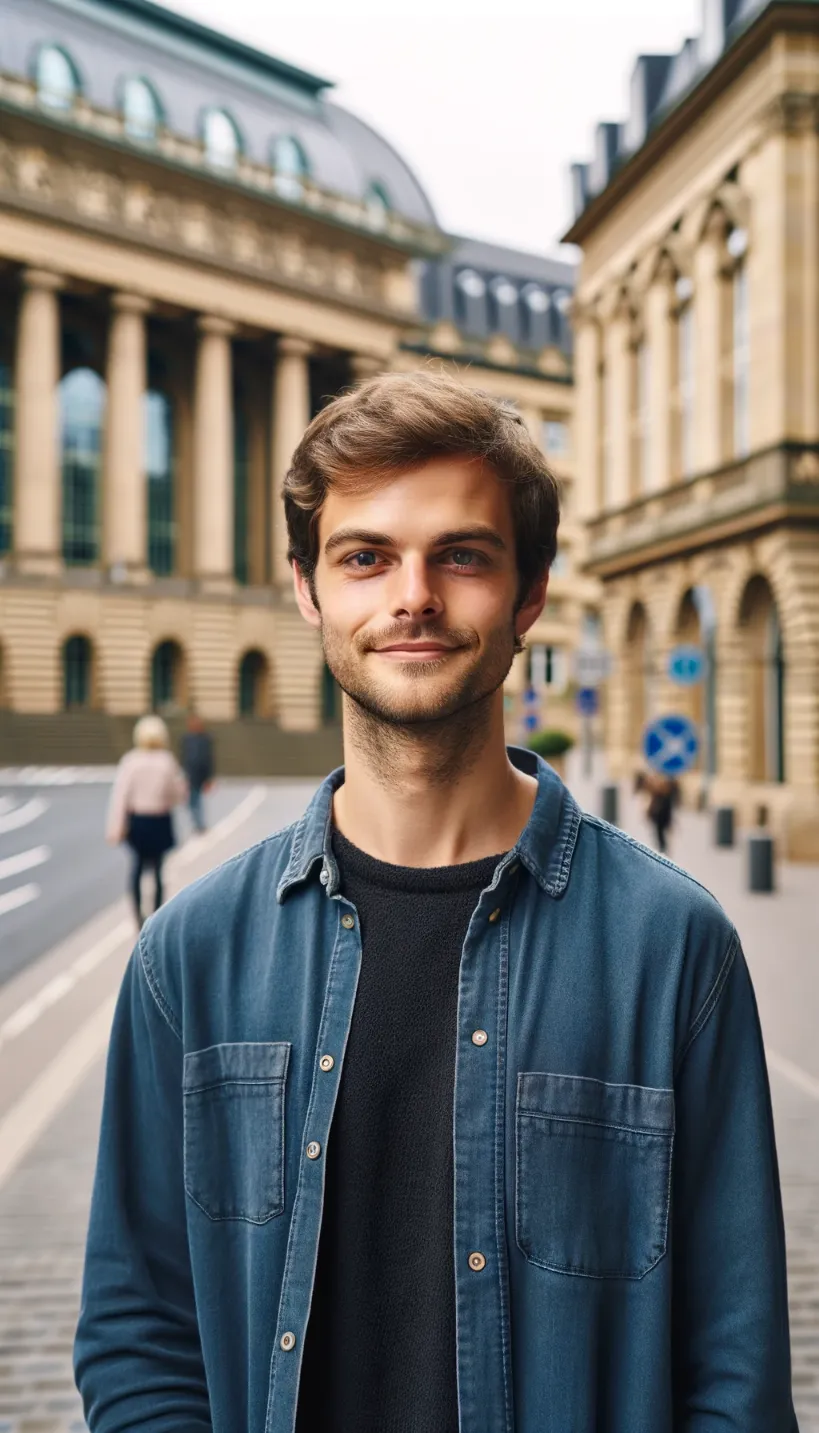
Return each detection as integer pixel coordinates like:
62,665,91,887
364,181,390,231
151,639,184,711
625,602,652,753
453,268,486,330
35,44,79,111
145,389,175,576
739,576,785,784
63,634,92,709
122,76,161,142
0,361,13,554
203,108,241,170
238,649,268,717
272,134,308,201
233,399,250,585
60,368,105,566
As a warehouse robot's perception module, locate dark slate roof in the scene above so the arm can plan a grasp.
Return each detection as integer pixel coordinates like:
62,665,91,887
568,0,818,226
2,0,438,227
419,236,577,356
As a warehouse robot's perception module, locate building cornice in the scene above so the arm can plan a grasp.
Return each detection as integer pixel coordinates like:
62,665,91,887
564,3,819,246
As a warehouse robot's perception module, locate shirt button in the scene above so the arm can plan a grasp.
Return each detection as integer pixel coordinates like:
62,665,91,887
280,1331,296,1351
319,868,329,885
471,1029,488,1047
468,1251,487,1272
488,908,501,923
341,913,355,929
319,1054,335,1072
306,1141,322,1160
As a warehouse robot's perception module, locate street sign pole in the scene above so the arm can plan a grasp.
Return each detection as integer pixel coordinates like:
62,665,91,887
583,711,593,778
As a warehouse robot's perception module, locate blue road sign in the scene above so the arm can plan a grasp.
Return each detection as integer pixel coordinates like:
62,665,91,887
524,685,539,706
668,645,705,686
523,712,539,733
643,714,700,775
576,687,599,717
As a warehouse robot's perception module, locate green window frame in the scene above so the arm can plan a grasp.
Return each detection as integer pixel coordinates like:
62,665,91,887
61,368,104,567
145,389,176,576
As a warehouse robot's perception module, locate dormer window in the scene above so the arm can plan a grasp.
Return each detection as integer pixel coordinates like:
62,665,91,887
455,269,486,299
122,77,161,143
272,135,308,201
490,277,518,307
203,108,241,171
522,284,549,314
364,182,390,231
35,44,79,111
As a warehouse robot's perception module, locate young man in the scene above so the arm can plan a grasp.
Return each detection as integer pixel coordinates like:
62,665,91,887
75,373,797,1432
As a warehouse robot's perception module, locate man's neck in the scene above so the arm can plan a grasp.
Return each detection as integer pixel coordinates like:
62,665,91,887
331,696,538,868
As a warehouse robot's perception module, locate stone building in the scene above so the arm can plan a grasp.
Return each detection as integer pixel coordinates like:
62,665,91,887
0,0,583,770
567,0,819,857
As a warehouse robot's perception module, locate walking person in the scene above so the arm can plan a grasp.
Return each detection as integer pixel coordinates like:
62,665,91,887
106,714,187,929
645,771,678,854
181,711,214,833
78,372,797,1432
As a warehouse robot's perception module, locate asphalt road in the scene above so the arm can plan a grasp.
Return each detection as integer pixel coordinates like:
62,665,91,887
0,777,261,985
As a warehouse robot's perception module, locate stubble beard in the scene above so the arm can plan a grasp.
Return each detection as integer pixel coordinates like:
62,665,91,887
320,615,519,788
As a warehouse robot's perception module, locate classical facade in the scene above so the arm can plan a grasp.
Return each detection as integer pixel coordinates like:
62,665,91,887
0,0,584,768
567,0,819,857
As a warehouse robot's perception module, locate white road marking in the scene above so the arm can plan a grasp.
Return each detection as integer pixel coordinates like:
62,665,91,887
0,883,40,918
767,1049,819,1102
0,786,270,1050
0,845,50,882
0,766,116,786
0,994,117,1189
0,798,48,835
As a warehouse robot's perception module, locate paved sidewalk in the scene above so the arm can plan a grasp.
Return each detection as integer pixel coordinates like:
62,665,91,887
0,767,817,1430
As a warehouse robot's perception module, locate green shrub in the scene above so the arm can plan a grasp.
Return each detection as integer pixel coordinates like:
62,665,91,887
526,728,576,758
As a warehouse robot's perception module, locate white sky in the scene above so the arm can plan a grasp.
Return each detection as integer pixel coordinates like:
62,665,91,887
169,0,703,258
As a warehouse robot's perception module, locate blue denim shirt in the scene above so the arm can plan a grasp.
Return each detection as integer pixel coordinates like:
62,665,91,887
75,749,797,1432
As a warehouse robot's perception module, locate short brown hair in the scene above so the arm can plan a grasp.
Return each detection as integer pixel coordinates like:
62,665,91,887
283,370,560,603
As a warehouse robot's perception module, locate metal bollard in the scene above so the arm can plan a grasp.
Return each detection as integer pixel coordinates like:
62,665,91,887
748,834,775,893
601,784,619,827
714,807,735,848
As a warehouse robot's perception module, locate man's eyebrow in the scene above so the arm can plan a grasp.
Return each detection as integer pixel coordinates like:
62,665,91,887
323,525,508,557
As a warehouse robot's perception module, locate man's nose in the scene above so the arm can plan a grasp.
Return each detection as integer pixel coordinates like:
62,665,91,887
388,556,443,621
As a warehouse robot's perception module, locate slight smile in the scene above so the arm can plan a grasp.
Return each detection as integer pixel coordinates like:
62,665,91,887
374,643,459,661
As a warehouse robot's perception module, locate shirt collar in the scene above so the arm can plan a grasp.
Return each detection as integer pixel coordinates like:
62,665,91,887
276,745,581,903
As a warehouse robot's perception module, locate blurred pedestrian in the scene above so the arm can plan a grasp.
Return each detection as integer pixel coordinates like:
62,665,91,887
645,771,679,854
181,711,214,833
106,714,187,928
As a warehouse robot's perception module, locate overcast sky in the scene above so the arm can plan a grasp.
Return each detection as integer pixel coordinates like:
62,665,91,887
170,0,703,258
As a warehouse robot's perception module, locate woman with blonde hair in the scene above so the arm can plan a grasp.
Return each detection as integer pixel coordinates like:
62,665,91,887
106,715,188,927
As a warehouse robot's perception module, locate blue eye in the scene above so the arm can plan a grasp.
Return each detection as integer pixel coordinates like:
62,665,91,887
449,549,483,568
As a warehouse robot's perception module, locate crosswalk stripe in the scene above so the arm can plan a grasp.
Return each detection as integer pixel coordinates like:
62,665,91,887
0,846,50,882
0,883,40,917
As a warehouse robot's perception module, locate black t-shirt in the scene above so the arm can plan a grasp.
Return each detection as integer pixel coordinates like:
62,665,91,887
295,829,505,1433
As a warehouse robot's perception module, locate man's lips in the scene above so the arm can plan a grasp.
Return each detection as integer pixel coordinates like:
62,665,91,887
374,642,458,655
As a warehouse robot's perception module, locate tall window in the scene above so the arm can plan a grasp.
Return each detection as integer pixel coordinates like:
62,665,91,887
600,362,613,508
677,293,695,479
145,389,175,576
63,635,92,709
151,640,183,710
35,45,78,111
542,420,569,459
364,182,390,231
0,362,13,553
239,650,267,716
233,401,250,585
635,339,652,492
60,368,105,566
203,109,240,170
733,260,750,459
122,76,161,142
272,135,308,201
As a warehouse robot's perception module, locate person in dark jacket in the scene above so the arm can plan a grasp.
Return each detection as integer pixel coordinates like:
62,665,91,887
180,712,214,833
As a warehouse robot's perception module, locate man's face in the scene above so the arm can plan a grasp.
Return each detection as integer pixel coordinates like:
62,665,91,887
293,457,547,727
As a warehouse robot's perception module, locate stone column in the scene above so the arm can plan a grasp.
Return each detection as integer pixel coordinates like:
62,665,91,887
603,305,632,509
573,313,602,521
271,336,311,588
104,292,150,578
644,266,674,492
14,269,63,574
193,315,234,590
693,214,729,472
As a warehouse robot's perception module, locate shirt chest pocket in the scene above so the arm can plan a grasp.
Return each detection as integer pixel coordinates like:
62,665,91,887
515,1072,674,1280
183,1041,291,1224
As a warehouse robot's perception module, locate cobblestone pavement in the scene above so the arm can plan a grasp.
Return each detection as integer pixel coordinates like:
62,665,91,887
0,768,817,1430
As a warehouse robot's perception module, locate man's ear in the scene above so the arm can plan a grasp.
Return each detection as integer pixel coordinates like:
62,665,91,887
292,561,322,630
514,572,549,647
